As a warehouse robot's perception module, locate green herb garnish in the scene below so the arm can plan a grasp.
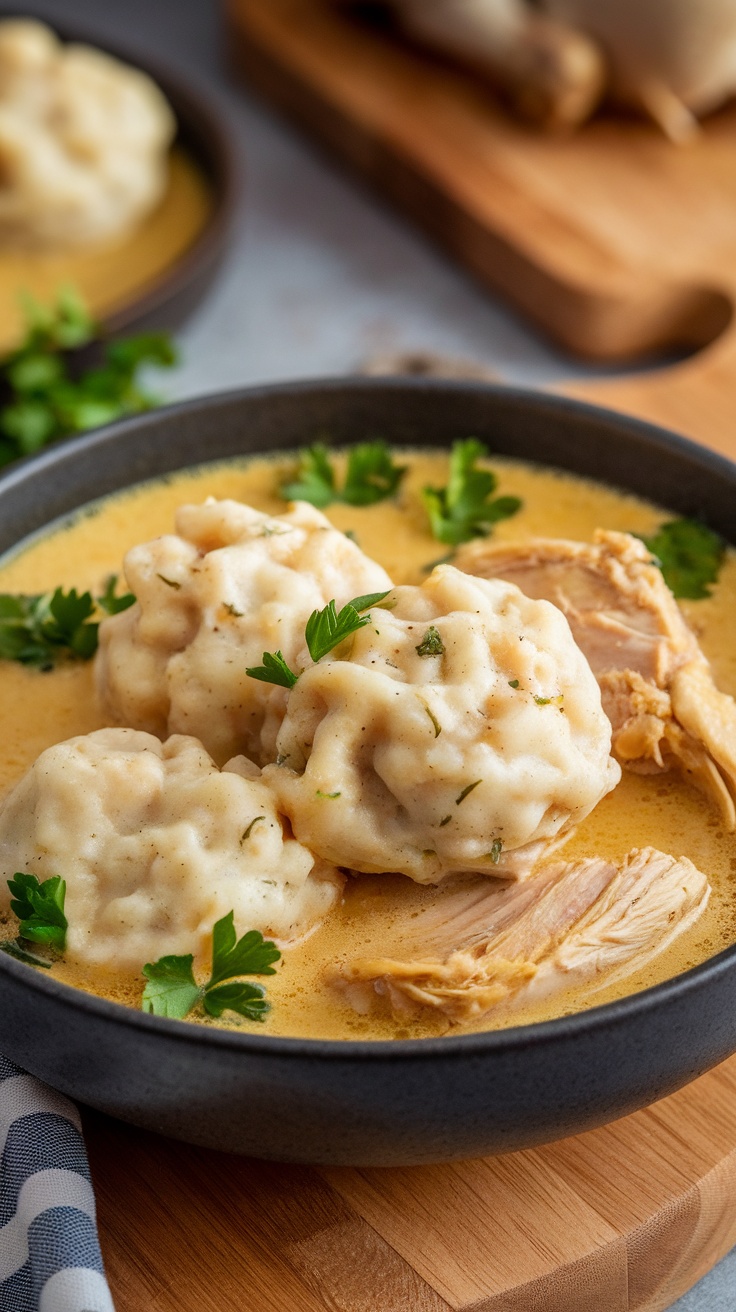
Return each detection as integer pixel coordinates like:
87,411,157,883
0,288,177,469
422,439,522,546
97,574,135,616
0,579,134,668
305,591,389,662
280,440,406,508
246,591,390,688
424,705,442,737
641,518,725,600
488,839,503,865
245,649,299,689
455,780,482,805
141,911,281,1022
6,872,68,951
415,626,445,657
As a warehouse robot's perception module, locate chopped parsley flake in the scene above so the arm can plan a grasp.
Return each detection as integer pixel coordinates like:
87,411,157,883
455,780,482,805
415,626,445,657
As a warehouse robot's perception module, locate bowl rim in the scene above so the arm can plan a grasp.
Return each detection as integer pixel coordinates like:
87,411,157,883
2,375,736,1062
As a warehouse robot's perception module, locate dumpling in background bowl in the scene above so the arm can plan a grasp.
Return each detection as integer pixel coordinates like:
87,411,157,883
0,18,175,249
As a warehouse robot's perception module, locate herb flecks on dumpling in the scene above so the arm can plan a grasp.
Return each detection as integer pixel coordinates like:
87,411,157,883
264,565,620,883
95,498,392,766
0,727,342,971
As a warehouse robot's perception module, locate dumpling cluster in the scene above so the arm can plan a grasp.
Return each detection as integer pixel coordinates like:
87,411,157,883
0,20,175,248
0,493,623,976
0,729,342,970
264,565,620,882
96,498,391,765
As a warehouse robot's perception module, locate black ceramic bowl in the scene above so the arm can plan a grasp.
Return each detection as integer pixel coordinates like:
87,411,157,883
1,380,735,1168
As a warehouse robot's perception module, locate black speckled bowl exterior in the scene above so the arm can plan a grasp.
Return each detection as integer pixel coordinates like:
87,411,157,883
1,379,736,1167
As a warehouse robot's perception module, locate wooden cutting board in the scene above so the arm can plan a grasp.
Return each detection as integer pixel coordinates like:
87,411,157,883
225,0,736,368
86,1053,736,1312
85,7,736,1305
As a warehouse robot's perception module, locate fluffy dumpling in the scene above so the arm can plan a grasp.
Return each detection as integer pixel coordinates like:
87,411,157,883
264,565,621,882
95,498,392,766
0,20,175,248
0,728,342,970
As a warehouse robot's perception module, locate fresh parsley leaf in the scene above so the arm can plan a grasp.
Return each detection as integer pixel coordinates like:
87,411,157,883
245,592,389,689
141,955,201,1020
202,981,269,1021
305,591,390,663
422,439,522,546
245,649,298,688
280,440,406,508
280,443,336,507
97,575,136,616
7,872,67,951
488,838,503,865
341,441,407,506
207,912,280,988
0,578,138,668
0,289,177,470
141,913,281,1022
641,519,725,600
416,626,445,657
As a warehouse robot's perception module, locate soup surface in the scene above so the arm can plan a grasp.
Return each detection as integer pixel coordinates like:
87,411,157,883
0,149,211,353
1,449,735,1039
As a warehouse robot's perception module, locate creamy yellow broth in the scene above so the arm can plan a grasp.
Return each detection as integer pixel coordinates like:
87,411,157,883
1,449,736,1040
0,149,212,353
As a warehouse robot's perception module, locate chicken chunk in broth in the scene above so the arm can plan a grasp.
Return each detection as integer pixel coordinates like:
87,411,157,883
0,447,734,1041
455,529,736,827
338,847,710,1022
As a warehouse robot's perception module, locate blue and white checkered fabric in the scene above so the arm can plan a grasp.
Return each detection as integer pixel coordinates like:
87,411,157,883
0,1055,114,1312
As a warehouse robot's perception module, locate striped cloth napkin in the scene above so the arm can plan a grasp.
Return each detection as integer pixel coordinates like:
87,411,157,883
0,1055,114,1312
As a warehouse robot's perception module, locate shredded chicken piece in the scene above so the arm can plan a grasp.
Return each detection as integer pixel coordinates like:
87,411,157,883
337,847,710,1023
455,530,736,829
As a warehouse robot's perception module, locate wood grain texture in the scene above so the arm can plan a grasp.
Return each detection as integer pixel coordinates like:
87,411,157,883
86,1051,736,1312
226,0,736,367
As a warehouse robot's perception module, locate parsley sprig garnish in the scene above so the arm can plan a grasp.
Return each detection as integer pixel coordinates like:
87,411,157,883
641,519,725,600
0,288,177,469
0,577,134,668
280,441,407,508
246,590,389,688
141,911,281,1021
422,439,522,546
0,872,68,967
